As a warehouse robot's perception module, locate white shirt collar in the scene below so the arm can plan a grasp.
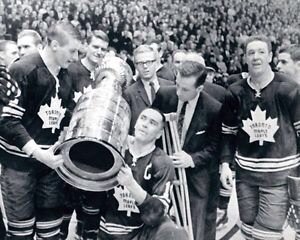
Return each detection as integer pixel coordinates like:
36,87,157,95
178,91,200,111
177,91,201,145
141,77,160,91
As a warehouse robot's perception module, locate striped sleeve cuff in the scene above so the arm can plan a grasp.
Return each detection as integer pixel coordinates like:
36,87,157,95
22,140,39,157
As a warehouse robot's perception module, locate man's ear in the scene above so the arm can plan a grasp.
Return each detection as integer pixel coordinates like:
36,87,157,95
156,129,163,140
37,44,43,52
196,84,204,93
268,51,273,63
50,40,59,52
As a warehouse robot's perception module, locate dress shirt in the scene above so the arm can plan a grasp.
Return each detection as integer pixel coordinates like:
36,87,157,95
141,78,160,103
177,91,200,146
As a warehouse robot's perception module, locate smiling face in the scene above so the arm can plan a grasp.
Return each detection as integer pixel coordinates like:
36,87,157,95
246,40,272,78
86,36,108,65
134,108,164,143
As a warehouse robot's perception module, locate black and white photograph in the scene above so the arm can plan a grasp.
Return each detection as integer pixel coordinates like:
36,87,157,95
0,0,299,239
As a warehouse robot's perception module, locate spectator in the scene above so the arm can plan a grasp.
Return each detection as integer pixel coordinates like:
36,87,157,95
123,44,173,134
277,44,300,84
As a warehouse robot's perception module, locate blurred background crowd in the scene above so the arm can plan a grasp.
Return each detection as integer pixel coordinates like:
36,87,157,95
0,0,299,86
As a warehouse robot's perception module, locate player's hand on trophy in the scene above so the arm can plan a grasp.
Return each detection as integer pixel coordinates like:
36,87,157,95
0,65,20,105
32,143,64,169
171,150,195,168
220,162,233,190
117,164,134,187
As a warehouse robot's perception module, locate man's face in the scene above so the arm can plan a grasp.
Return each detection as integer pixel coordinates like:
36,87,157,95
54,36,81,69
134,108,163,143
135,51,157,81
206,70,215,83
17,36,40,58
86,36,108,65
176,73,202,102
246,40,272,77
173,52,186,68
3,43,19,67
277,52,297,78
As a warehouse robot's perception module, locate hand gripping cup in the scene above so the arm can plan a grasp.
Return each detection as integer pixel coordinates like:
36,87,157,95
55,56,132,191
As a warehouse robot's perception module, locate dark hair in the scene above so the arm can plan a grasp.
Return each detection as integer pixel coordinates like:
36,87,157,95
147,107,166,125
47,22,81,46
177,60,207,87
279,44,300,62
245,35,272,52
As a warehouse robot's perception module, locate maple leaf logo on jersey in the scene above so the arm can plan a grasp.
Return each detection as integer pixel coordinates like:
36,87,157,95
73,85,93,103
38,95,66,133
113,186,140,217
242,105,279,146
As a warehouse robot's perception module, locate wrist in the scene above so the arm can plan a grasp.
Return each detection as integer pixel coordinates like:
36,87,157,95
222,162,230,169
22,140,39,157
189,156,195,168
31,147,44,161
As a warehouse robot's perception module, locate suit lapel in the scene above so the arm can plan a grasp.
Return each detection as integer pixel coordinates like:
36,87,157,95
183,94,203,148
137,80,150,106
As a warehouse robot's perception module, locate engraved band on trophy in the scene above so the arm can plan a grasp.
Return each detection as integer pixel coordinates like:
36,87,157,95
55,56,133,192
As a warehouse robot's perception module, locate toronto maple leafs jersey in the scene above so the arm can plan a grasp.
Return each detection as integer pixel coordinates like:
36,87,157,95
0,53,74,171
68,60,95,103
221,73,300,186
99,147,175,239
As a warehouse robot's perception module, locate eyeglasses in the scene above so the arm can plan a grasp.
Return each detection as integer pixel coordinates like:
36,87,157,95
135,60,156,67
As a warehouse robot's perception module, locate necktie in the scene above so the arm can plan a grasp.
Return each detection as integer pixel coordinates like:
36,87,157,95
177,101,188,140
149,81,156,104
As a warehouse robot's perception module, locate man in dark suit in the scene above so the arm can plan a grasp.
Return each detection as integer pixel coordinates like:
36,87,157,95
153,61,222,240
124,44,173,134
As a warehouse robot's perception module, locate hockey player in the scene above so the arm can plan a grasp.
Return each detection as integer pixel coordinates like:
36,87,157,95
0,22,81,239
98,107,188,240
220,35,300,240
17,29,43,58
60,29,109,240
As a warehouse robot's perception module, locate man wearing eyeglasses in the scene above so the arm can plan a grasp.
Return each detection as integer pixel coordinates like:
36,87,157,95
124,44,173,134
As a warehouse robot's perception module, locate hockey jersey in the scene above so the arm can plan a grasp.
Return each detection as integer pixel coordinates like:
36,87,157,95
67,60,95,103
0,53,74,171
100,146,175,238
221,73,300,186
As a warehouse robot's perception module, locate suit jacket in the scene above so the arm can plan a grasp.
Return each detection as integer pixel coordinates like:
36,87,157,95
203,82,227,104
123,77,173,134
152,86,222,195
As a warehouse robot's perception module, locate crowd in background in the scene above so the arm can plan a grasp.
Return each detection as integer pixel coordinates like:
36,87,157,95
0,0,299,84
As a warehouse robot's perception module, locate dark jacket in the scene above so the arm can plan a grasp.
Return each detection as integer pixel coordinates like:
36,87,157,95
123,77,173,134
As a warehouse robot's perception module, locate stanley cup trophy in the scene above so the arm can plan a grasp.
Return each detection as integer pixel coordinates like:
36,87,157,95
55,56,133,192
